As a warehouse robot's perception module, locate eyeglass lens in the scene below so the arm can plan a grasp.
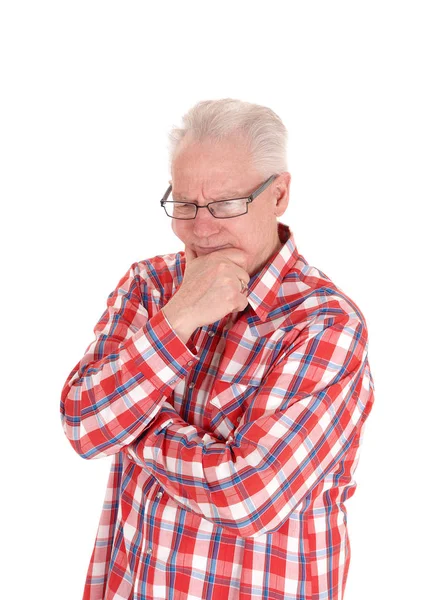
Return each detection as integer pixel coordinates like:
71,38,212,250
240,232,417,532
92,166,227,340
164,198,248,219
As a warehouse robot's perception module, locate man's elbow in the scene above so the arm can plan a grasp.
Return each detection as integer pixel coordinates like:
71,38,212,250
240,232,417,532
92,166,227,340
61,427,103,460
60,412,112,461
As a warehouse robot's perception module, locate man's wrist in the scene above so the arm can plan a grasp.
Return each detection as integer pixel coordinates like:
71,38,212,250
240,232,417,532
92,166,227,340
162,303,197,345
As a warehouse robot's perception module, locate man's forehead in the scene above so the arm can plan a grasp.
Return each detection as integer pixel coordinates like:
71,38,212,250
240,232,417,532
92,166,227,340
169,172,249,197
171,140,253,185
171,186,244,200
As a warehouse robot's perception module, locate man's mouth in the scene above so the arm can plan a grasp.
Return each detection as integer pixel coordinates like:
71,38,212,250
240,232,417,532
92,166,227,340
194,244,231,255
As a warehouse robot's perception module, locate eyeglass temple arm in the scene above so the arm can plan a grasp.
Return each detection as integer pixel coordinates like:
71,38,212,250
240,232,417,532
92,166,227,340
160,185,173,204
249,174,278,201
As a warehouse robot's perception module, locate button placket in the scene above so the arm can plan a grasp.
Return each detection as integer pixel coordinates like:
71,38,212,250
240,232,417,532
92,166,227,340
139,483,164,562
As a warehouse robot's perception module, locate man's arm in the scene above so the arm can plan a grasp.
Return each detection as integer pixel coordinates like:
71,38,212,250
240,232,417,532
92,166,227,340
126,307,375,538
60,247,251,461
60,261,197,460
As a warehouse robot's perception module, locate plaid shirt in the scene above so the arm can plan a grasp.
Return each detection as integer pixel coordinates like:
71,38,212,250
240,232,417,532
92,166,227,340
61,223,374,600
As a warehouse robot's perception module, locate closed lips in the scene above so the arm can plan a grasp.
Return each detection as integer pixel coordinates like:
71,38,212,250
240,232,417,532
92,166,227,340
196,244,230,252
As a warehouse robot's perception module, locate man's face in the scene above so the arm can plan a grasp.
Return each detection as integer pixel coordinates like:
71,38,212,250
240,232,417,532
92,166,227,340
169,134,290,276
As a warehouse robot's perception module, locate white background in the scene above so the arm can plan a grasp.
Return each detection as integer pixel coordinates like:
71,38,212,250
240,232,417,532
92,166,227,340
1,2,426,598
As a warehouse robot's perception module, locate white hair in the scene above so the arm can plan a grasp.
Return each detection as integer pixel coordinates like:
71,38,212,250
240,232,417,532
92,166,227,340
168,98,288,178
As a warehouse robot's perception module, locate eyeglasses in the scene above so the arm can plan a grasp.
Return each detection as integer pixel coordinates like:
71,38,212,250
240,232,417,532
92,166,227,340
160,174,278,219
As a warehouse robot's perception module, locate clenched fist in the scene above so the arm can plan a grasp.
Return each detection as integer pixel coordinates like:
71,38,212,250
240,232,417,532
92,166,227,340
162,245,250,344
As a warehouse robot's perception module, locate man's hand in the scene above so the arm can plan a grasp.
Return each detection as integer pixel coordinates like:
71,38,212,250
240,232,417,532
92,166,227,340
162,246,250,344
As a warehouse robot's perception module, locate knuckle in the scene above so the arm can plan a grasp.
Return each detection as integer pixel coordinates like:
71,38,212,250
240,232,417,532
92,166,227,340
216,261,229,273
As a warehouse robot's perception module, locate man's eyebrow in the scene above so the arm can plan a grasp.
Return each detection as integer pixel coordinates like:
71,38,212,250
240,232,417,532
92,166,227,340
173,190,244,201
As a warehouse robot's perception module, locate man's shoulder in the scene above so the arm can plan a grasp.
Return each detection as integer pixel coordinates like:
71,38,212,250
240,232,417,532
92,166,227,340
285,254,368,330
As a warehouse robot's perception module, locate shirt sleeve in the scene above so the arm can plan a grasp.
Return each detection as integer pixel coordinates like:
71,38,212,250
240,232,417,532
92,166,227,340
126,308,375,538
60,262,198,460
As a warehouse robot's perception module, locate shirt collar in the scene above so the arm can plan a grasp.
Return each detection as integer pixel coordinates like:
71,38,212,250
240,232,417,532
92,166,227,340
246,223,299,322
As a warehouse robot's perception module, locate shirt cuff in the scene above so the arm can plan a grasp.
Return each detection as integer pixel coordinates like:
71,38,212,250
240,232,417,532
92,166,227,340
120,309,198,396
162,310,198,355
146,400,178,434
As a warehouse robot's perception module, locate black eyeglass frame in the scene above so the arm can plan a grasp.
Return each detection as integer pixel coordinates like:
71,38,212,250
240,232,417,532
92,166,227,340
160,174,279,220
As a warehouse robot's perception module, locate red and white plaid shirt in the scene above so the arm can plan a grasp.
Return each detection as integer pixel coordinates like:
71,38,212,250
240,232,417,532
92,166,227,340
61,223,374,600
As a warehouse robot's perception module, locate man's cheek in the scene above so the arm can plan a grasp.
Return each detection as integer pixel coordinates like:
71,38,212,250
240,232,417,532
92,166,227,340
171,220,182,239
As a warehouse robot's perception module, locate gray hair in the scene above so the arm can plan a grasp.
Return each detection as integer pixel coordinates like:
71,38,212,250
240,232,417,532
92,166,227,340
168,98,288,178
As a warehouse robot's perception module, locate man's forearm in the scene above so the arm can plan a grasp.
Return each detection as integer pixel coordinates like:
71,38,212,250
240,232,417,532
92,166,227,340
61,310,198,460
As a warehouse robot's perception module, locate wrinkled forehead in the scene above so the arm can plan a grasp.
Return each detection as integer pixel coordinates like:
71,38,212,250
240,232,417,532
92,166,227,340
170,135,259,193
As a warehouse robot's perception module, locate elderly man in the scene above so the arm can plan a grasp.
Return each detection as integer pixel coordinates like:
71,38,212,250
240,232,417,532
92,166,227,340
61,98,374,600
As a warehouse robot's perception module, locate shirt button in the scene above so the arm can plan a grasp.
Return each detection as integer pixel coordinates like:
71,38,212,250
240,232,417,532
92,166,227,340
156,491,163,499
188,383,195,389
207,331,215,337
187,360,194,366
236,416,242,423
146,547,152,554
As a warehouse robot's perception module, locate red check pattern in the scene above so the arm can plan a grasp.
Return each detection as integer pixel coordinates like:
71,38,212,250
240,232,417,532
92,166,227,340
60,223,375,600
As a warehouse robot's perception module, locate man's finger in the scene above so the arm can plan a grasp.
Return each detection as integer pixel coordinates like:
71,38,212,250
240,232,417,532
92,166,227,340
207,247,249,272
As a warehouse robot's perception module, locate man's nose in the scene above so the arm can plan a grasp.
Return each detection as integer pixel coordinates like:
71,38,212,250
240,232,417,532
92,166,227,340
191,205,221,236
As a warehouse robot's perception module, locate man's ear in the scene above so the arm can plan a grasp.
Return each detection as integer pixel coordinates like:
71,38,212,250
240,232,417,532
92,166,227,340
274,172,291,217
